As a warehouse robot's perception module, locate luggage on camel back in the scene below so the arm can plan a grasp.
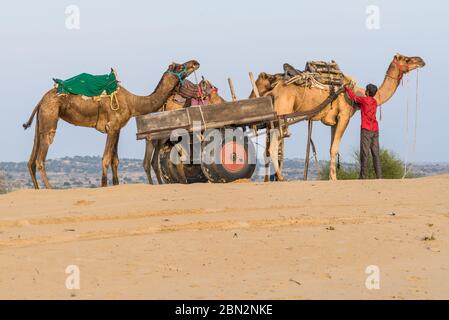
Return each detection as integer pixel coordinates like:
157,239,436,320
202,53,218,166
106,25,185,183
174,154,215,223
284,60,346,89
53,69,118,97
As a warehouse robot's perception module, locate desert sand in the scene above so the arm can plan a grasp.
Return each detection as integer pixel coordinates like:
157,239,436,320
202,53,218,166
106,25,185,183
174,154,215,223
0,175,448,299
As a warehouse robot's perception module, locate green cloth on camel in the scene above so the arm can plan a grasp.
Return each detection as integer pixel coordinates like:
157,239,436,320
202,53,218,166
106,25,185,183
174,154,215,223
54,70,118,97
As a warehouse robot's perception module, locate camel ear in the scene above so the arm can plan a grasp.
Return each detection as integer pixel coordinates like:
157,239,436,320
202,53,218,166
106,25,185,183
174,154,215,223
260,72,268,79
168,63,176,71
394,53,402,60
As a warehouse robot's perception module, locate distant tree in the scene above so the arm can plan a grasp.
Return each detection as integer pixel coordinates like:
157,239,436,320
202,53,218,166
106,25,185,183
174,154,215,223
319,148,416,180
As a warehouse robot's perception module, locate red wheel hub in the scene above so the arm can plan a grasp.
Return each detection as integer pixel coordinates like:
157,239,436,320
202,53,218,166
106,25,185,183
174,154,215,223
220,141,246,173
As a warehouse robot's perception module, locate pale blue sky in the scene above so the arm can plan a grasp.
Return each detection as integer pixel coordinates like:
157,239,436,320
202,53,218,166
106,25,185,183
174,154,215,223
0,0,447,162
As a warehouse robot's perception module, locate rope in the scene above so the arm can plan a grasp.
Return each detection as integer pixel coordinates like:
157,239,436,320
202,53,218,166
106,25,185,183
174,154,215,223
198,106,207,130
110,91,120,111
402,69,420,179
403,74,410,176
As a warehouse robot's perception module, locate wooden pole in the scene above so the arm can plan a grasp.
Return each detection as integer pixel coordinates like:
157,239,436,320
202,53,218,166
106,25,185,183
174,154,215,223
248,72,260,135
303,120,313,181
249,72,260,98
310,138,320,180
227,78,237,101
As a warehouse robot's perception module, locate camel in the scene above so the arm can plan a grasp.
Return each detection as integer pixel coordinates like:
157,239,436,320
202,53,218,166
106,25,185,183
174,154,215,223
143,78,225,184
23,60,200,189
253,53,425,181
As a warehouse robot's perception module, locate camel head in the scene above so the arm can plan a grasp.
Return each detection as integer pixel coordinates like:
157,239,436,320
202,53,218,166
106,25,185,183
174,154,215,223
390,54,426,79
251,72,283,98
167,60,200,82
198,78,218,97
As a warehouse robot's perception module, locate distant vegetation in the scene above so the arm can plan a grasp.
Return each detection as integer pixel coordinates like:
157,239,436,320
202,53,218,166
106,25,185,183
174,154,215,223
0,172,8,194
319,148,416,180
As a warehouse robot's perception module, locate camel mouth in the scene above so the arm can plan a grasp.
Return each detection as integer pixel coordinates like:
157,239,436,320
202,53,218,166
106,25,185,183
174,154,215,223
410,57,426,69
192,61,200,71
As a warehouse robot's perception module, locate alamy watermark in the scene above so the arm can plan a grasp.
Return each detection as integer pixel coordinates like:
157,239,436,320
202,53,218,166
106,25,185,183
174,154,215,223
65,5,80,30
365,5,380,30
365,265,380,290
65,265,81,290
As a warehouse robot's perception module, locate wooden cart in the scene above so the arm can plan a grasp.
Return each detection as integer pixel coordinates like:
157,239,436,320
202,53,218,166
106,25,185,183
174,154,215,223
135,97,278,183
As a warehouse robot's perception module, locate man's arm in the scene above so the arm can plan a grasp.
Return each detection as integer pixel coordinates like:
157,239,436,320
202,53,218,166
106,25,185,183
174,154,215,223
345,86,364,105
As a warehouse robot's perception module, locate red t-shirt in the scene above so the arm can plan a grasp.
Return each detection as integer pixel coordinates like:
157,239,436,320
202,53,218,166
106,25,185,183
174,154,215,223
345,86,379,132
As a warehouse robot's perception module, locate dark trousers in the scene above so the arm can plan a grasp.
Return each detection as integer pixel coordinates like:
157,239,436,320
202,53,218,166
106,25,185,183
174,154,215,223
360,129,382,179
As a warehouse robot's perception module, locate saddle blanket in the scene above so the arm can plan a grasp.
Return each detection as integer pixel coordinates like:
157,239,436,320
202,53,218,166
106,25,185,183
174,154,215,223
54,69,118,97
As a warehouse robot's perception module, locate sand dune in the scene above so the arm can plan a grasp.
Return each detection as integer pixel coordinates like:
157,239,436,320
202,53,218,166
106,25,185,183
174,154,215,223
1,176,449,299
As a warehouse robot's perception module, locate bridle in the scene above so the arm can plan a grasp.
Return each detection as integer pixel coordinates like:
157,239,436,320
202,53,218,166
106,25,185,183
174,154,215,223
386,60,410,81
168,63,188,84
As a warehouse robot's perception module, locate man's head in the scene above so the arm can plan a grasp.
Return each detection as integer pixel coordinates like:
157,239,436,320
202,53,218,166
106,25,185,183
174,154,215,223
365,84,378,97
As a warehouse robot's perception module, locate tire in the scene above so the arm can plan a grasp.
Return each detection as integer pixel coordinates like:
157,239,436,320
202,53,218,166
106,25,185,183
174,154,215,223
201,129,256,183
182,163,209,183
158,142,182,184
158,141,208,184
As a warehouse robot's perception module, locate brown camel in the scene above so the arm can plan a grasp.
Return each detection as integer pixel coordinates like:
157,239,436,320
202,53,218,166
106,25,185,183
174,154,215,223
253,53,425,181
143,79,225,184
23,60,200,189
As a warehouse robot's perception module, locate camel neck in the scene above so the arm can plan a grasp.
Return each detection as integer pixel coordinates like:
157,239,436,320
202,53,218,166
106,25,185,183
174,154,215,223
375,61,402,106
129,73,179,116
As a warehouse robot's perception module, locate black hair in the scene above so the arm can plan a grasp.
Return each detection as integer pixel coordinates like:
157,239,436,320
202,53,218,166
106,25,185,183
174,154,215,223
366,84,378,97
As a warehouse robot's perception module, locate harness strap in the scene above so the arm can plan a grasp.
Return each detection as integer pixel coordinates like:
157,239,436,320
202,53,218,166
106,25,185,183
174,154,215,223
281,86,345,122
168,63,188,84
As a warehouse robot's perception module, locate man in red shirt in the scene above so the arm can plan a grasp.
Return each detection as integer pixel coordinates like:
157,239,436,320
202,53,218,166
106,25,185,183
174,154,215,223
345,84,382,179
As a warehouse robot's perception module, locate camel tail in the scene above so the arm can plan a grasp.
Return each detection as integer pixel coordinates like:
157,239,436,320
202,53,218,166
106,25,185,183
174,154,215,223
23,100,41,130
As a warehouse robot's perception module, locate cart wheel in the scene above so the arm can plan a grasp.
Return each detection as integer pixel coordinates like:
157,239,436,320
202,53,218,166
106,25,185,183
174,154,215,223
158,141,208,184
182,164,209,183
201,129,256,183
158,142,182,184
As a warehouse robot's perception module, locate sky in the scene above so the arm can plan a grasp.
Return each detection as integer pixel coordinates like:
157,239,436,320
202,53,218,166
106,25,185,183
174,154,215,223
0,0,448,163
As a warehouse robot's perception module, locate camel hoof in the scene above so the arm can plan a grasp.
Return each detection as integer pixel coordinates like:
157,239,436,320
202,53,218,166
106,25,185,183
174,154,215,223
101,177,108,187
276,175,285,182
112,178,119,186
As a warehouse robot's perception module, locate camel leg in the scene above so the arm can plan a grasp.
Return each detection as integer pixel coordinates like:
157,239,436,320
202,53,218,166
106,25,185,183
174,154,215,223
101,131,119,187
264,130,270,182
35,111,59,189
268,127,284,182
36,128,58,189
152,140,163,184
27,117,40,189
143,138,155,184
329,117,350,181
111,132,120,186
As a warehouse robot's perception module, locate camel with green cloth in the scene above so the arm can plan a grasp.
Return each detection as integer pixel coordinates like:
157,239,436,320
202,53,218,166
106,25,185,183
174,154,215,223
23,60,200,189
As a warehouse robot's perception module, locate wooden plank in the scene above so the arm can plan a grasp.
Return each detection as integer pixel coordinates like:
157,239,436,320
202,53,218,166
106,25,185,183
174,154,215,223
135,97,275,139
137,113,275,141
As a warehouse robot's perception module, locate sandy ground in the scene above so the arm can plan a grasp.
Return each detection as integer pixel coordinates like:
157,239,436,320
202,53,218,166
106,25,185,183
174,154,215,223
0,176,449,299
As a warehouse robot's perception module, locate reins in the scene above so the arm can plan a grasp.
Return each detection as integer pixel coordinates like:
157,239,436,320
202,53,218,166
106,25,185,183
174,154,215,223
280,86,346,123
402,69,420,179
